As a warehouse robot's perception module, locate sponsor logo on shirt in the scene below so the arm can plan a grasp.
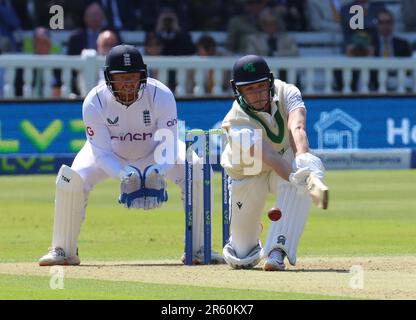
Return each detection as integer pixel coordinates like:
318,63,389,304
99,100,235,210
166,118,177,127
110,132,153,141
107,116,119,126
86,126,94,136
289,94,303,106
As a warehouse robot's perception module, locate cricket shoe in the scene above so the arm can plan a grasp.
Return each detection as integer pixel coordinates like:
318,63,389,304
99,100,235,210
181,248,225,265
263,248,286,271
38,247,80,266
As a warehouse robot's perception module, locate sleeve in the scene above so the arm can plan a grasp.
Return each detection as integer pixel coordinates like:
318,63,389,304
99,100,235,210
82,97,125,180
284,84,306,114
228,125,261,153
222,105,261,153
153,84,178,173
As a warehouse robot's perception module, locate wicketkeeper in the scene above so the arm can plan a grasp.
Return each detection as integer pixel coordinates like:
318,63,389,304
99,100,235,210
221,55,329,271
38,45,222,266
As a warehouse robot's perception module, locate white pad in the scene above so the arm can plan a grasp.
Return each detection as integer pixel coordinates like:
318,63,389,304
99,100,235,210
223,239,262,269
262,181,311,265
228,174,268,258
52,165,86,257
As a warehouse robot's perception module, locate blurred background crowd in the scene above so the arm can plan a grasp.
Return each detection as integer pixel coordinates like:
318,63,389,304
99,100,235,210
0,0,415,97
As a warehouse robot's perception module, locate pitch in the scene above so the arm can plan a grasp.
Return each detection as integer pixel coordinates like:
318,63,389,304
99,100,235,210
0,170,415,299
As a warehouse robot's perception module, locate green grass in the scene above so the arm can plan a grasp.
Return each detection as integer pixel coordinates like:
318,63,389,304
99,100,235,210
0,274,351,300
0,170,415,299
0,170,415,262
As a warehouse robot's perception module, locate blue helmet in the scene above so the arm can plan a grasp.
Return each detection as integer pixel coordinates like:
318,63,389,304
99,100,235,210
230,55,275,111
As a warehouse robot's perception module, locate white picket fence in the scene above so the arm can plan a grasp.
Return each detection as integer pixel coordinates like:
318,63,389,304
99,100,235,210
0,54,415,98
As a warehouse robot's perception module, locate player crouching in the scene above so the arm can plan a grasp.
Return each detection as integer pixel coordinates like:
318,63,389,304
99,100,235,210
220,55,328,271
39,45,223,266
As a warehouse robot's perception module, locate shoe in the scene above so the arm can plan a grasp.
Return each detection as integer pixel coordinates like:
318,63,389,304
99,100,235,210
181,248,225,265
263,249,286,271
38,247,80,266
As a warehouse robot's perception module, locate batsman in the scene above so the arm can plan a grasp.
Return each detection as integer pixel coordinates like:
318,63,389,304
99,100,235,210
221,55,329,271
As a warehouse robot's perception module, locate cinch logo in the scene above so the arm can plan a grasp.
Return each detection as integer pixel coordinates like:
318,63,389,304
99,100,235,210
61,175,71,183
107,116,119,126
111,132,153,141
166,118,177,127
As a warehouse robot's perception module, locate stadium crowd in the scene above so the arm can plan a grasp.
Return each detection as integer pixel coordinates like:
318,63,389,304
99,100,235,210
0,0,414,97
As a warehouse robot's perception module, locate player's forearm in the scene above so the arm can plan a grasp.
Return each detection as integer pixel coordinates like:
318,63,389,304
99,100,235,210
88,142,124,179
254,140,291,181
290,126,309,156
95,153,125,180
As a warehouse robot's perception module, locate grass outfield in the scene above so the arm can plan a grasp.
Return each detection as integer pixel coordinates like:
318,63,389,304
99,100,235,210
0,170,415,299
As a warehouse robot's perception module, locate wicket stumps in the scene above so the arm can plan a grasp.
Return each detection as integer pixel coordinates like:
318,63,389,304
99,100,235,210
184,129,230,265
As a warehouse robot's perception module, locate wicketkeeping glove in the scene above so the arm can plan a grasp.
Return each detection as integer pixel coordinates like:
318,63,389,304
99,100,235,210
141,164,168,210
118,166,145,209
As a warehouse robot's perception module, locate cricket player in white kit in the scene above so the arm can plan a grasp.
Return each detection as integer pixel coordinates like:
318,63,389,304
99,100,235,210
39,44,222,266
221,55,328,271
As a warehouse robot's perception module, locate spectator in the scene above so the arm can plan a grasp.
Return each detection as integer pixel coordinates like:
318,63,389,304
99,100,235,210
96,29,122,85
156,10,195,56
96,30,121,57
67,2,107,96
138,0,192,32
341,0,385,51
33,27,62,97
226,0,268,53
373,9,411,58
144,31,163,56
245,7,298,57
334,32,374,92
0,0,21,52
371,9,412,91
272,0,308,31
307,0,344,32
346,31,374,57
67,2,106,55
14,27,62,98
155,9,195,91
196,35,218,57
401,0,416,32
96,0,138,30
190,34,225,94
143,31,163,79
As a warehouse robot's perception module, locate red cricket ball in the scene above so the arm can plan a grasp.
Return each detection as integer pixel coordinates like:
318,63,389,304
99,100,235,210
268,208,282,221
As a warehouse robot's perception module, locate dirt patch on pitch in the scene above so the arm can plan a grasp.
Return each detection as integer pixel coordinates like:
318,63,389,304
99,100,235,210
1,256,415,299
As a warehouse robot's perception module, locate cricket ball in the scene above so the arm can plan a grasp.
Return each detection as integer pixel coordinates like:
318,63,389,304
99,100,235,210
268,208,282,221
